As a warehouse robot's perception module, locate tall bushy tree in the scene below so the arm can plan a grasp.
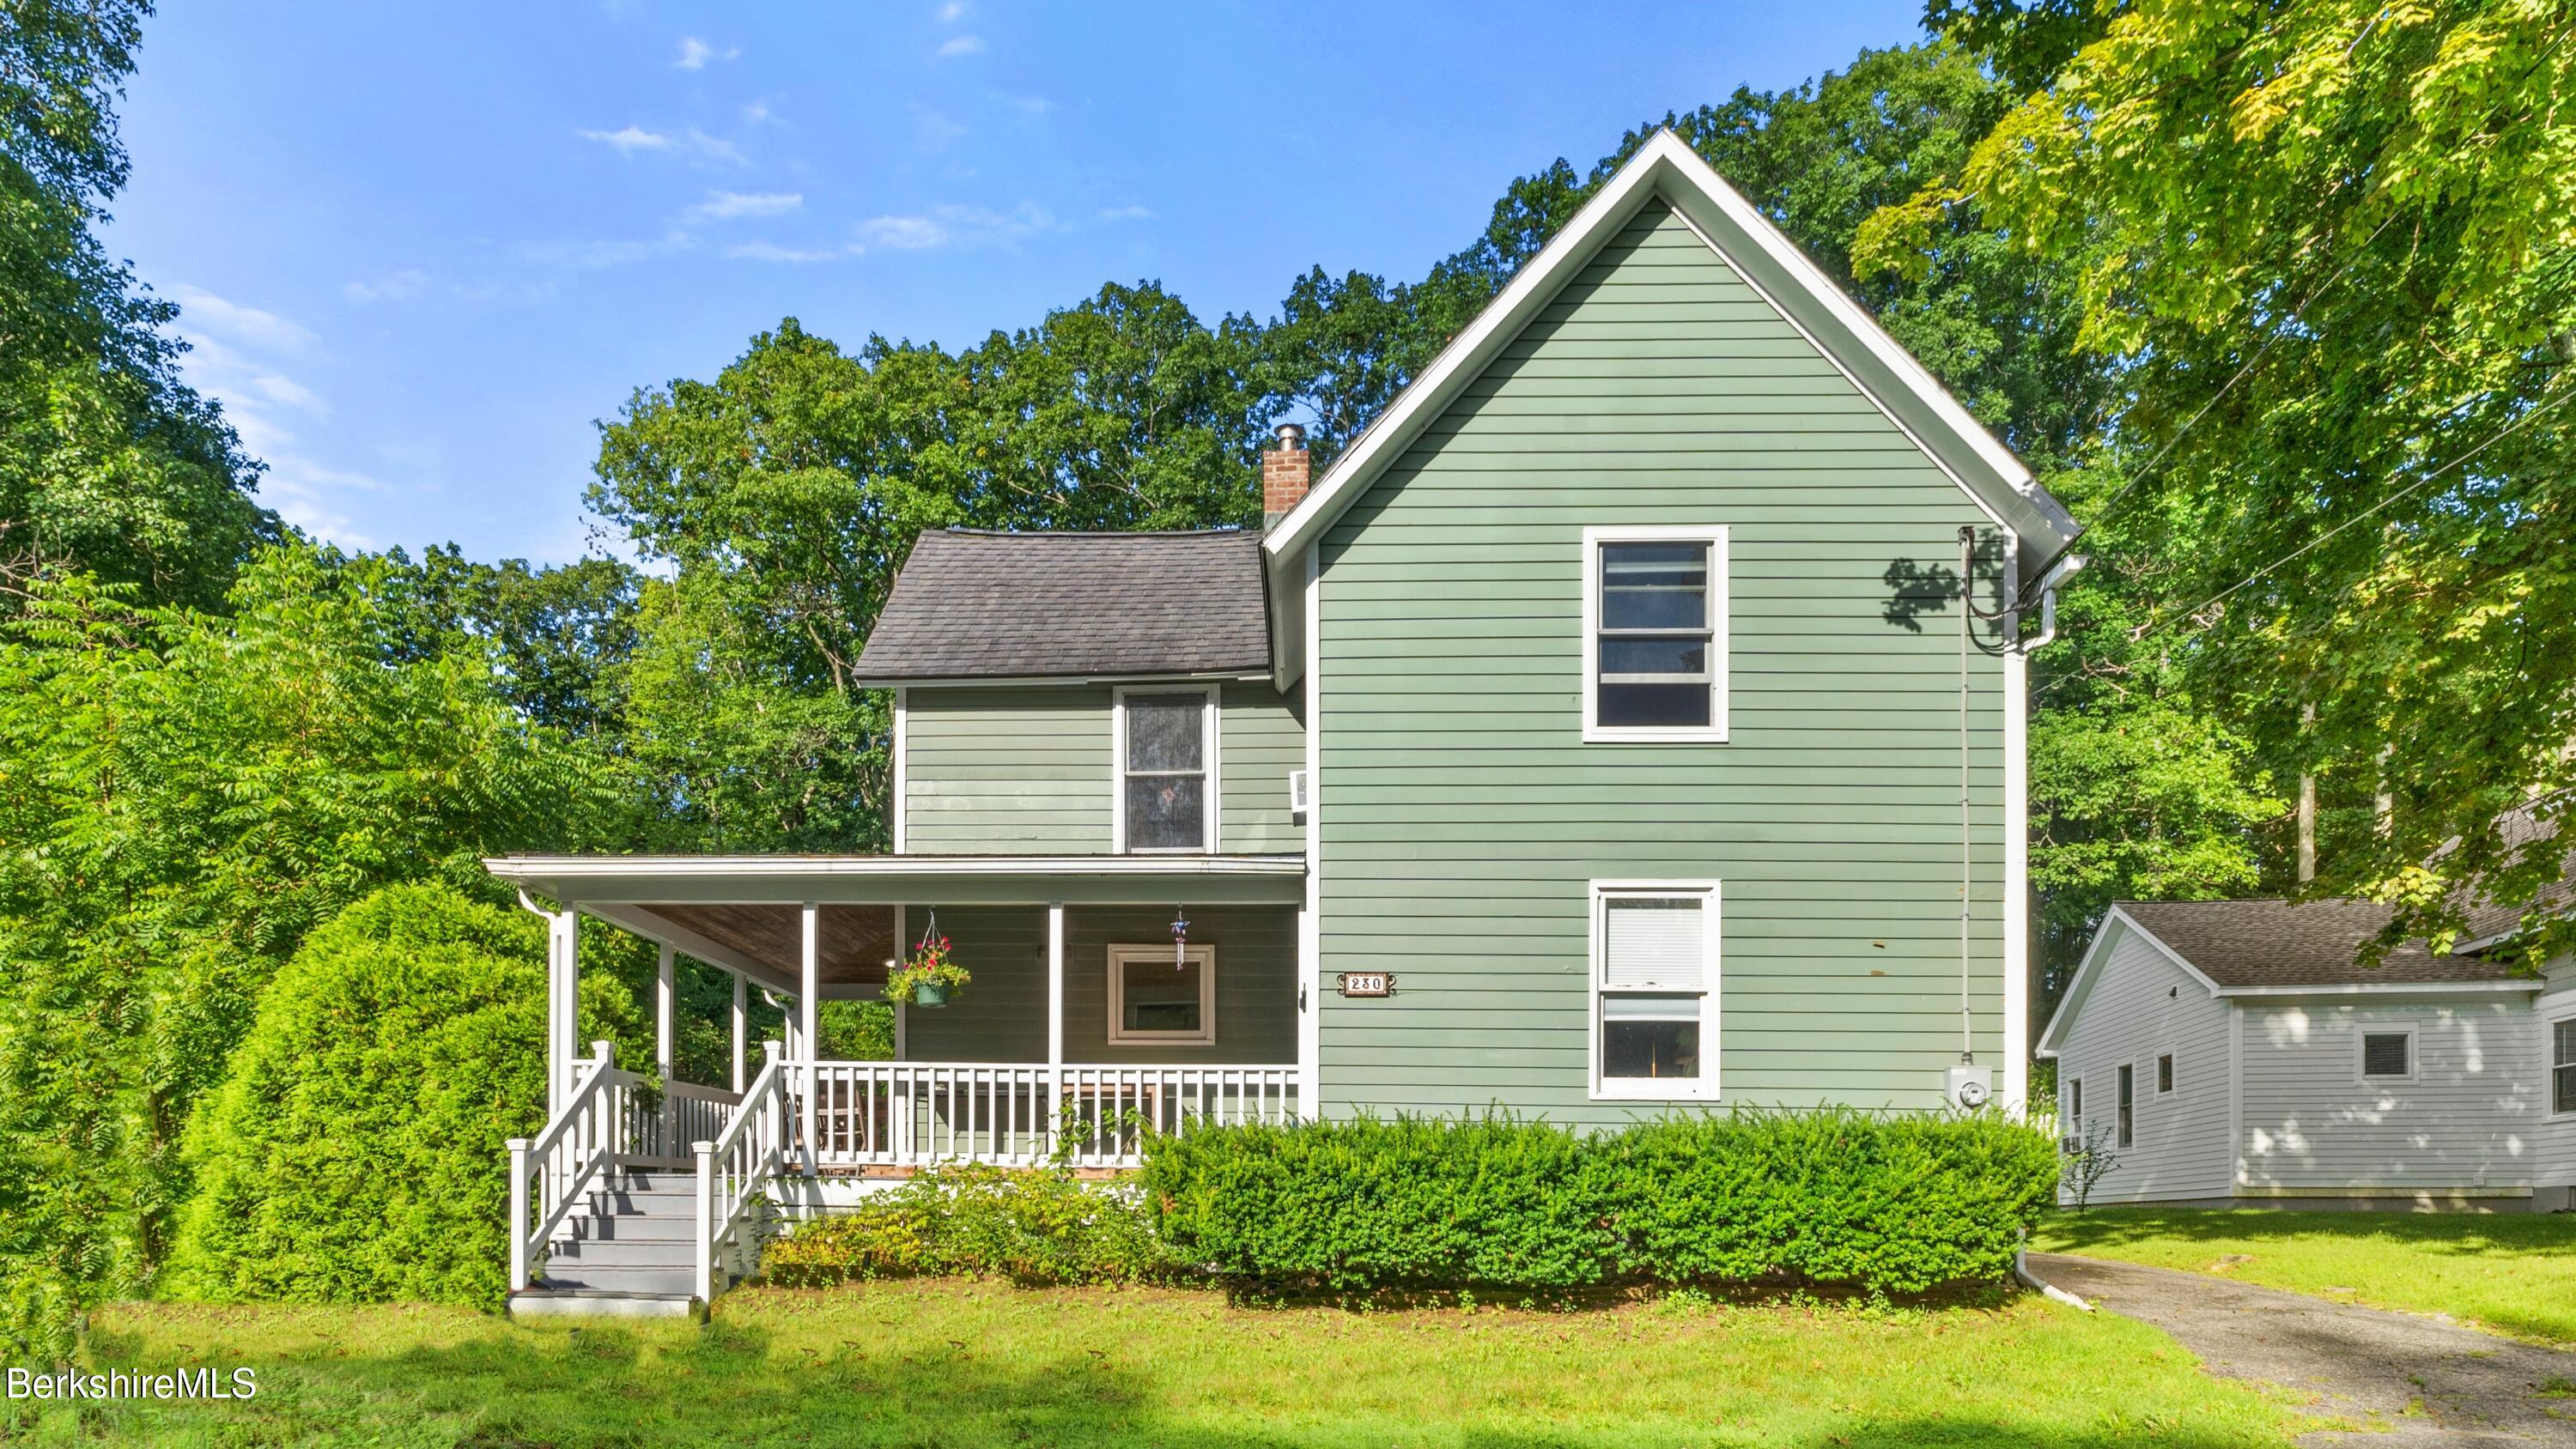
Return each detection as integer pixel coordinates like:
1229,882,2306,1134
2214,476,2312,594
1866,0,2576,962
0,0,271,609
0,545,606,1355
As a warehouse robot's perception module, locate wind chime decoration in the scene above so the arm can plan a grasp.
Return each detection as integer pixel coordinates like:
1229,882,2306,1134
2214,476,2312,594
1170,906,1191,968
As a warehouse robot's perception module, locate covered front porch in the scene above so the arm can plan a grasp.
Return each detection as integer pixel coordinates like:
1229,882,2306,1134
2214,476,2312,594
487,852,1312,1175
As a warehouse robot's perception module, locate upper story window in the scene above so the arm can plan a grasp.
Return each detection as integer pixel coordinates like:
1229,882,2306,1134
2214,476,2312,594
1115,687,1216,852
1582,526,1728,743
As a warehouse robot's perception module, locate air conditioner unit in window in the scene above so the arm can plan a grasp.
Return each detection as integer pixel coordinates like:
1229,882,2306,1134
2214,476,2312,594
1286,768,1309,817
2058,1136,2084,1155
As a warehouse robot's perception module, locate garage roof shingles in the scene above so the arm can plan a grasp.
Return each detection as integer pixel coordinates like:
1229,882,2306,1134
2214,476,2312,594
854,529,1270,682
2115,899,2516,988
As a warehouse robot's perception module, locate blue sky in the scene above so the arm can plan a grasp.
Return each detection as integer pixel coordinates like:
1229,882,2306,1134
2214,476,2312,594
107,1,1925,565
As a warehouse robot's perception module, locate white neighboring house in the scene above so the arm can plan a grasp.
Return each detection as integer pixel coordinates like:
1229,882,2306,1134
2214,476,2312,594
2040,897,2576,1212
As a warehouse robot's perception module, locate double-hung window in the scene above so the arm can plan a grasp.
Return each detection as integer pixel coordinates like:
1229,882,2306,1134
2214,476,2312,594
1115,688,1215,852
2116,1064,2134,1148
1583,526,1728,742
1590,881,1719,1099
2555,1020,2576,1115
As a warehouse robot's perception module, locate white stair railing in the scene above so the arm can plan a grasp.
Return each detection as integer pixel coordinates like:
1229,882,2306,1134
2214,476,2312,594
693,1040,790,1304
505,1040,641,1293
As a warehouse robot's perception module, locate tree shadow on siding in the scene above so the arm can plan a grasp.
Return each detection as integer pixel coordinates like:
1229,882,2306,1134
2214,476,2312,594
1881,534,2006,634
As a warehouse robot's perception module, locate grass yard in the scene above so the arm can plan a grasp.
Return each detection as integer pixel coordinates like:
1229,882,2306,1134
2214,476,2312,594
2038,1208,2576,1345
23,1282,2308,1448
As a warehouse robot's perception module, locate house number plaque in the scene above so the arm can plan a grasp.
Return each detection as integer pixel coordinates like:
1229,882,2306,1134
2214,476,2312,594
1337,972,1394,997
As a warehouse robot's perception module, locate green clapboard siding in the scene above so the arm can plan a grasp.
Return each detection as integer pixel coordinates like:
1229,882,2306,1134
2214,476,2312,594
900,904,1297,1065
904,682,1303,855
1315,201,2010,1125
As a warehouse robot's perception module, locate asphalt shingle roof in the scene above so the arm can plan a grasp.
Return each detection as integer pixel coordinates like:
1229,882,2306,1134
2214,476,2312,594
854,528,1270,682
2113,899,2516,988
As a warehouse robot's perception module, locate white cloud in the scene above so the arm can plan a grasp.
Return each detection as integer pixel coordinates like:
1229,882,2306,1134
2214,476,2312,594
579,124,671,154
914,107,968,150
741,98,774,124
856,202,1054,252
725,241,854,264
937,1,967,20
246,373,325,412
170,286,318,352
579,124,744,166
342,269,429,304
675,35,737,69
684,190,802,222
1097,204,1152,222
937,34,984,57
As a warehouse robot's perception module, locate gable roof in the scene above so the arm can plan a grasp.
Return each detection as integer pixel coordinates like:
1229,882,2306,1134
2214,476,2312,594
852,528,1269,684
1258,130,2078,684
2111,899,2518,989
2036,898,2532,1056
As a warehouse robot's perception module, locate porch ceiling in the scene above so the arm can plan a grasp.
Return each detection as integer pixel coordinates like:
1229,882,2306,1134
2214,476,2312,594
628,903,895,987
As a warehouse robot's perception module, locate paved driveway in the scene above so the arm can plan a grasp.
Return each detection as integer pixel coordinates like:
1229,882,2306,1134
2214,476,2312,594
2028,1252,2576,1446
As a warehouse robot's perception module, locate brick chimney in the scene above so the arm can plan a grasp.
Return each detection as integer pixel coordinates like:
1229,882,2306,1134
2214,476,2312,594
1262,421,1309,530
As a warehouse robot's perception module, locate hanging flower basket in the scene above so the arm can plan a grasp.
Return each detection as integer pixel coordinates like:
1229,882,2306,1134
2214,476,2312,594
884,925,969,1009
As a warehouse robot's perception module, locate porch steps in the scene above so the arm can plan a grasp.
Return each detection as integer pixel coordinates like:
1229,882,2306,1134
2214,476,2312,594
508,1169,716,1319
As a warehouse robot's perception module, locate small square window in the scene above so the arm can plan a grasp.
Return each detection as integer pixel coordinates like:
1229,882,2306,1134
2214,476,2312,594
2361,1031,2412,1081
2157,1053,2174,1094
1106,943,1215,1046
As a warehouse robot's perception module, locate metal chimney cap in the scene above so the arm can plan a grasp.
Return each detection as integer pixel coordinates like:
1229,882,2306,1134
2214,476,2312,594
1273,421,1307,449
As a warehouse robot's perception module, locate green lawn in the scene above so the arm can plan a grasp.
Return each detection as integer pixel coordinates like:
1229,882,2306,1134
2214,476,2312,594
2038,1208,2576,1344
24,1282,2308,1448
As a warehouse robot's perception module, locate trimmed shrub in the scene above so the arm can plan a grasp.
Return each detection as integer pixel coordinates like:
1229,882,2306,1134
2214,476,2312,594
763,1164,1176,1288
1140,1108,2057,1296
167,882,642,1309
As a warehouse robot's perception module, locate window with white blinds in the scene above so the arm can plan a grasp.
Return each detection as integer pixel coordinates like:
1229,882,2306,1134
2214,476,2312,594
1591,883,1717,1100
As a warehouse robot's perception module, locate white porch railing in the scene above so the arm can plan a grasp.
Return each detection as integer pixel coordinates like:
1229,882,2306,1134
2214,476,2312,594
793,1061,1298,1169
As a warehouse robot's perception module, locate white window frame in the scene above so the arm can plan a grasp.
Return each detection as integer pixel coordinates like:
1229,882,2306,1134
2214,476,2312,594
1586,879,1720,1101
1111,684,1219,854
2155,1049,2176,1096
1106,943,1217,1046
2552,1014,2576,1119
2356,1027,2418,1084
1581,524,1729,743
2065,1076,2084,1139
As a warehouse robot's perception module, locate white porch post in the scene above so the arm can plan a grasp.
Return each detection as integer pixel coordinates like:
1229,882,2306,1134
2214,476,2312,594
551,909,582,1112
799,901,819,1175
892,905,908,1063
544,913,563,1118
1046,901,1065,1147
655,943,677,1151
1297,903,1320,1121
730,972,747,1093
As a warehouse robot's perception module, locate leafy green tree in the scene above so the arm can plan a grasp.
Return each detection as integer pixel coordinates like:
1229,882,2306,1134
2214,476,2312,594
0,0,271,610
379,544,641,742
168,883,643,1310
0,545,608,1355
1868,0,2576,963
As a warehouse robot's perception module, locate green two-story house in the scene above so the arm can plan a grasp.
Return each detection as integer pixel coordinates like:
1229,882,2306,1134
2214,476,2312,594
486,132,2080,1313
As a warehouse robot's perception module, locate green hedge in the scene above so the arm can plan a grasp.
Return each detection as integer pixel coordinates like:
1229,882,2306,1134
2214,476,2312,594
167,883,642,1309
1139,1109,2057,1296
764,1165,1175,1288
